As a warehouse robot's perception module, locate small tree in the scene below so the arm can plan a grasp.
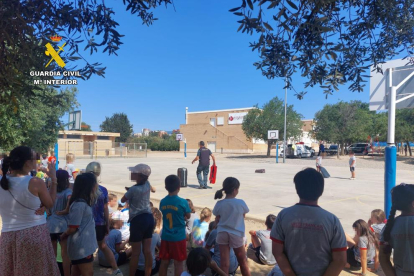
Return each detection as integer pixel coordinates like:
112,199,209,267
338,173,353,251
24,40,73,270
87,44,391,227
242,97,303,157
81,122,92,131
100,113,133,142
0,86,78,152
313,101,374,155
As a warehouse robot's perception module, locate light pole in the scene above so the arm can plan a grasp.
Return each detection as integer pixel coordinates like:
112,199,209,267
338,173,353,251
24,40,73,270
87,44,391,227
283,77,287,163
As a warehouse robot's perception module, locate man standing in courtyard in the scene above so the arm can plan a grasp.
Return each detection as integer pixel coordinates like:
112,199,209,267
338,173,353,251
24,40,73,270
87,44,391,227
191,141,216,189
318,141,325,156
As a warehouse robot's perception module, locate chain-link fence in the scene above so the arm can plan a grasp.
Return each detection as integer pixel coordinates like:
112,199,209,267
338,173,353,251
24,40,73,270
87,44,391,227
58,141,147,159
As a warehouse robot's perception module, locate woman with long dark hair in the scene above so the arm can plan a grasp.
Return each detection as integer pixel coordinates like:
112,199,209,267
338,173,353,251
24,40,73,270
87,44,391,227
379,183,414,276
0,146,59,276
60,173,99,276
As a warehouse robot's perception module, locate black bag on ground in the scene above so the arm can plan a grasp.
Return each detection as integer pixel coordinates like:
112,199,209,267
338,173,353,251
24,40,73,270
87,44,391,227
177,168,188,187
320,167,330,178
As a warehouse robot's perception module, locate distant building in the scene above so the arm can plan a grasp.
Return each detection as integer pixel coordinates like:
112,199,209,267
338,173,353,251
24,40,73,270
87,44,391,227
133,133,142,137
158,131,168,137
180,107,318,153
142,128,150,136
57,130,120,157
179,107,267,153
172,129,180,134
286,119,318,149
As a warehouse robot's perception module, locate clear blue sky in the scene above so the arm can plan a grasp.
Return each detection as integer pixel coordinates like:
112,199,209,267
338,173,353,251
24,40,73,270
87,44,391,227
75,0,369,133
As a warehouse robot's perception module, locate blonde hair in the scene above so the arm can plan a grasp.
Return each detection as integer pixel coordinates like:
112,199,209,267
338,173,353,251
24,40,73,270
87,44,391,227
66,153,75,163
152,207,162,229
371,209,386,223
200,207,212,222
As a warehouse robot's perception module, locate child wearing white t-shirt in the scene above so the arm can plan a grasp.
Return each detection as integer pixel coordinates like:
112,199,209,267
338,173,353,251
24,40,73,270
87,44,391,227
316,156,322,172
213,177,250,276
346,219,379,274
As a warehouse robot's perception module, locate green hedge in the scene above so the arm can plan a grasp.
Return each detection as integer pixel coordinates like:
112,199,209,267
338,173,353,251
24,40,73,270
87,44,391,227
128,136,179,151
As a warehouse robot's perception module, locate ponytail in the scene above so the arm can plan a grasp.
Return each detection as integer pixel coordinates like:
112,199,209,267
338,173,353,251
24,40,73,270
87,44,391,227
1,157,10,190
383,205,397,242
214,177,240,200
214,189,224,200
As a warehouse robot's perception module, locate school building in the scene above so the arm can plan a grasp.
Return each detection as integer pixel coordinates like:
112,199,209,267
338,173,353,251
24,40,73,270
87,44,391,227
179,107,268,154
57,130,121,158
179,108,318,154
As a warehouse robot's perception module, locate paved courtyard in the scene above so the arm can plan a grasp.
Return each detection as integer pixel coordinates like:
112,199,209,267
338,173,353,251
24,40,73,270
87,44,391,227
67,151,414,234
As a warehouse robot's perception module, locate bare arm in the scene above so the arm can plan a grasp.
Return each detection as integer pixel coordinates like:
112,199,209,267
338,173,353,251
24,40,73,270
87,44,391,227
272,242,296,276
211,154,216,164
210,260,227,276
56,195,71,216
360,248,368,274
60,227,78,240
369,247,380,272
379,244,396,276
185,212,191,220
121,195,128,203
115,240,128,253
150,185,156,193
31,177,55,209
191,156,199,164
322,251,347,276
104,203,110,235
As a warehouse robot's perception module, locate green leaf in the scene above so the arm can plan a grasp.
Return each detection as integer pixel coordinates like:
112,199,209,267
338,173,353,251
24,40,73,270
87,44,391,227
229,7,241,12
247,0,254,10
263,22,274,31
286,0,298,10
267,1,278,9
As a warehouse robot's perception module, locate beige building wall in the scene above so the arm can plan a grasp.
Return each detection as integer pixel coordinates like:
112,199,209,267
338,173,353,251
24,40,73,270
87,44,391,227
180,108,269,153
58,131,120,158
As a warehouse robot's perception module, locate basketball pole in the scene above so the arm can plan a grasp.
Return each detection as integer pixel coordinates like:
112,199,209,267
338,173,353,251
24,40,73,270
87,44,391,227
385,68,397,219
283,77,287,164
54,143,59,170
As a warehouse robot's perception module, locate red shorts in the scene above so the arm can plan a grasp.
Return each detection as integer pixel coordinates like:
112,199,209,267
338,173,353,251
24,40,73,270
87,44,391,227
159,240,187,261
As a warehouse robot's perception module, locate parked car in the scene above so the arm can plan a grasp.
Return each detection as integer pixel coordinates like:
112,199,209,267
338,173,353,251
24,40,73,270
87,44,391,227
325,145,339,155
345,143,371,155
285,143,312,158
305,146,315,157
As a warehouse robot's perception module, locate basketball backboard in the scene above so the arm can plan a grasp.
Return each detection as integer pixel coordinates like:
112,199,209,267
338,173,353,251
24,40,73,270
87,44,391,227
370,58,414,111
68,110,82,130
268,130,279,140
176,134,184,141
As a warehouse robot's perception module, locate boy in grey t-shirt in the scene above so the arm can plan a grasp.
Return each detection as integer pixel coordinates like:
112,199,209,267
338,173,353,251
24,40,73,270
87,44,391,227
270,168,347,276
249,214,277,266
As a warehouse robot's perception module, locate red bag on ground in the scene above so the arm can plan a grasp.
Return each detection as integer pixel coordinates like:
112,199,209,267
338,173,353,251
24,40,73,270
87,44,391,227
209,165,217,184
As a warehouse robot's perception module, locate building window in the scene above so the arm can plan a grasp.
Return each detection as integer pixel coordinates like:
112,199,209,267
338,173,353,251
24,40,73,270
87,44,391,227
210,118,216,127
217,117,224,125
97,136,110,140
58,134,64,138
66,135,81,139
